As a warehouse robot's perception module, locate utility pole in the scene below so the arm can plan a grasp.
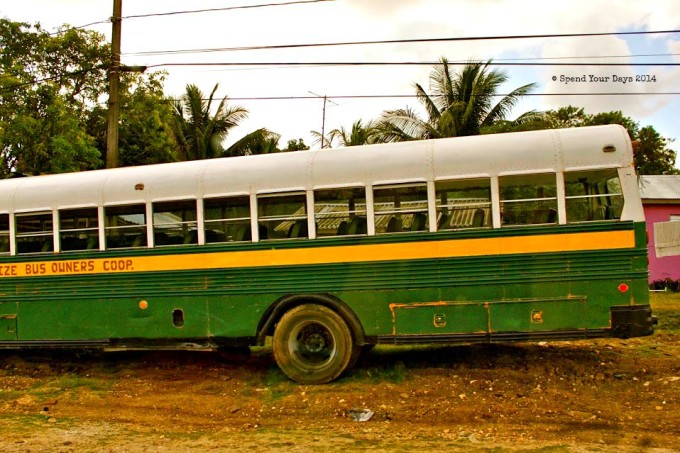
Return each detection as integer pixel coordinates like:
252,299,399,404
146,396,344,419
320,95,327,148
309,92,337,149
106,0,122,168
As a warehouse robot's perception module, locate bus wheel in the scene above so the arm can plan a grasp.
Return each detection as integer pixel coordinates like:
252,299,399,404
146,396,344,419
273,304,355,384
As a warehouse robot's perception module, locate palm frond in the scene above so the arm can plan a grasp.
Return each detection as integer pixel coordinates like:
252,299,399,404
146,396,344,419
225,128,281,156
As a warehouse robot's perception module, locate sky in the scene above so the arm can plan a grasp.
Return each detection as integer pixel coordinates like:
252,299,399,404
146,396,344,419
1,0,679,156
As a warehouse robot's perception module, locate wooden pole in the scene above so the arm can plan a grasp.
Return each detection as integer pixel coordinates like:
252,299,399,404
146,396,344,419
106,0,122,168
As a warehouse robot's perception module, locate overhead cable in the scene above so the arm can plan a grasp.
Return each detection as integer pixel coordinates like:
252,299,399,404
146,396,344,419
146,61,680,69
125,29,680,56
122,0,334,20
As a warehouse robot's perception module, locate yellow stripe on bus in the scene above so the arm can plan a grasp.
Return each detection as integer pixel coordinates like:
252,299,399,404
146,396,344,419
2,230,635,278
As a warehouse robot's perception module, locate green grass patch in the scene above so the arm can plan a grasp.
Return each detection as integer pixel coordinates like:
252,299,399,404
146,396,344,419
0,389,27,404
22,373,115,401
263,367,295,400
650,291,680,333
348,358,408,383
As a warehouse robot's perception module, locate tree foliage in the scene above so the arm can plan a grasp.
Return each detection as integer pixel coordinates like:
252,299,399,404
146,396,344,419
87,71,178,167
0,19,178,176
170,83,249,160
376,58,537,141
225,128,282,156
499,106,677,175
327,120,379,147
284,139,310,151
0,20,106,176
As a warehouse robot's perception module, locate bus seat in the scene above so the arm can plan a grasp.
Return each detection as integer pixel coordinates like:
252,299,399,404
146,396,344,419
336,221,348,236
547,208,557,223
287,220,308,238
86,235,98,250
258,223,269,240
41,239,53,253
0,236,10,253
593,206,606,220
438,213,450,230
348,217,367,235
132,234,146,248
472,209,485,227
183,230,198,245
531,208,555,224
410,212,427,231
233,224,251,242
154,232,169,246
386,216,402,233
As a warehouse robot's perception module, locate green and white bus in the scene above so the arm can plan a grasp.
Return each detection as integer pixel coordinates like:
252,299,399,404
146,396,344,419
0,125,654,383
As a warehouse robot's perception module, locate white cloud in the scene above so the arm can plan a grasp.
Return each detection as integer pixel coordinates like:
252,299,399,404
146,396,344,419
1,0,679,145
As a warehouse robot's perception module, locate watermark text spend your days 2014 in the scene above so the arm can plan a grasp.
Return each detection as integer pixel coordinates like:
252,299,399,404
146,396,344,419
553,74,657,84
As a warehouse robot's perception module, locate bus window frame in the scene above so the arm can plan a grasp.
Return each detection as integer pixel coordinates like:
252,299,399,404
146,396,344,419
434,177,492,231
152,199,199,247
256,191,309,241
0,212,10,255
372,182,429,235
498,172,559,227
104,204,148,250
203,195,252,244
564,168,624,223
58,207,100,252
14,210,55,255
313,186,368,238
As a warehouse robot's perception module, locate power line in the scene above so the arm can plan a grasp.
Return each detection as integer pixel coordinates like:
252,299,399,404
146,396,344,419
122,0,333,20
146,61,680,69
125,29,680,57
47,20,111,36
200,93,680,101
137,53,679,73
494,53,679,61
45,0,333,36
160,93,680,104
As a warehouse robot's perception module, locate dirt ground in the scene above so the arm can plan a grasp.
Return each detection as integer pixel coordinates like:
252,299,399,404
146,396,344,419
0,293,679,452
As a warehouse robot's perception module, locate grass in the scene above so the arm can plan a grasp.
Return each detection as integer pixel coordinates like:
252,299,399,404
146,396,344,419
248,366,295,400
348,357,408,383
650,291,680,333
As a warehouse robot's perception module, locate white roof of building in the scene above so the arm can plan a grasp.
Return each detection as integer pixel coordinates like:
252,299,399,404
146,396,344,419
639,175,680,201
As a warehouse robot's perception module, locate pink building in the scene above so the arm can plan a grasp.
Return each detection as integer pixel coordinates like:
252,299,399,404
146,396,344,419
639,175,680,283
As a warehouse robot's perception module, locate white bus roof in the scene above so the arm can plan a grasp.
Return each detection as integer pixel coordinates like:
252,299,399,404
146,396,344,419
0,125,633,212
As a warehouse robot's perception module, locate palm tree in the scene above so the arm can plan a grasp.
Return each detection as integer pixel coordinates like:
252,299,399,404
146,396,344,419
376,58,537,141
328,120,379,147
311,119,379,148
224,128,282,156
171,83,248,160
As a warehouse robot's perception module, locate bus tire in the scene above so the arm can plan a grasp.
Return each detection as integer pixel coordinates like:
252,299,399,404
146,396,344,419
273,304,355,384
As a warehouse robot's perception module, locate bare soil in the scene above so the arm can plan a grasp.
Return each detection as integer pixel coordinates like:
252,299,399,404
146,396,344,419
1,294,679,452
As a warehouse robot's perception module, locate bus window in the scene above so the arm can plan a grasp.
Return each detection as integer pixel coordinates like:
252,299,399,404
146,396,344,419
60,208,99,251
153,200,198,246
0,214,9,254
314,187,367,237
500,173,557,226
565,169,623,222
203,196,251,243
15,212,53,254
435,178,491,230
373,183,428,234
258,193,307,240
105,205,147,249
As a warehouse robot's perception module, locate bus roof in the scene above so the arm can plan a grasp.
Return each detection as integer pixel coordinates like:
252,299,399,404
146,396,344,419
0,125,633,212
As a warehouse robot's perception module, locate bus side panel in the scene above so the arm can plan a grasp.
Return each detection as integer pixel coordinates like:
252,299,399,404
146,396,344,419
15,294,211,341
488,297,587,334
0,302,18,341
